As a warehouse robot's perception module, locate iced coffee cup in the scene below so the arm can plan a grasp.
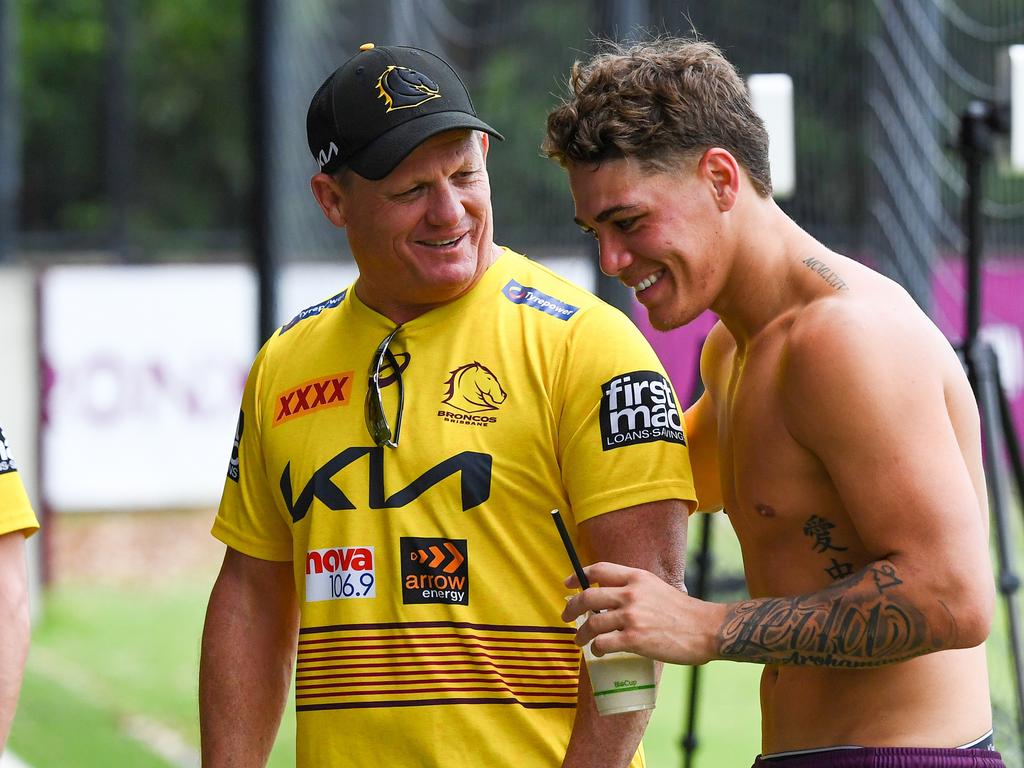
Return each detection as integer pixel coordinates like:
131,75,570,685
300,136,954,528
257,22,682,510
549,510,657,716
576,611,658,716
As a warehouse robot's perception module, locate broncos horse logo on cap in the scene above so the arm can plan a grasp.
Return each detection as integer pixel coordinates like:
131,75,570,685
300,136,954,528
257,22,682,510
376,66,442,112
443,362,507,413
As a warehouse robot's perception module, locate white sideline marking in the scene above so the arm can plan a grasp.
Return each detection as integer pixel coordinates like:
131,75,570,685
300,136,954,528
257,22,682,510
26,648,199,768
0,751,32,768
122,714,200,768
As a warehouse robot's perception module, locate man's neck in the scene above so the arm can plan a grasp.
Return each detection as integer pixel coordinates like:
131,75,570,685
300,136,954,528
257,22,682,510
710,206,814,349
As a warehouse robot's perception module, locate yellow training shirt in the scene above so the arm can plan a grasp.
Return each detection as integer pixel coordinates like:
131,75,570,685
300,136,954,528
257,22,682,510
214,248,696,767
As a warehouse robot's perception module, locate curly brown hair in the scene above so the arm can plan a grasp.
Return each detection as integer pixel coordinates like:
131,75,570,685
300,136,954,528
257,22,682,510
543,38,772,197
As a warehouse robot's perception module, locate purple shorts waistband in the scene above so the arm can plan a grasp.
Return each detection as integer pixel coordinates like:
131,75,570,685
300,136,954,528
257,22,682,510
751,747,1005,768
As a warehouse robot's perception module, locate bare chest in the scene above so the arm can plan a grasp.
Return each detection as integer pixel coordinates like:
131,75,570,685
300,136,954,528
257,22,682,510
713,344,864,594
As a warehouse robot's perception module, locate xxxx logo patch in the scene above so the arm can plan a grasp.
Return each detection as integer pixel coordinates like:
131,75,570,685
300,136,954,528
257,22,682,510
274,372,353,427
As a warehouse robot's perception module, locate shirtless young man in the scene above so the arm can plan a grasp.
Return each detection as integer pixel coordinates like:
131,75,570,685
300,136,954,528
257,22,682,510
544,39,1005,767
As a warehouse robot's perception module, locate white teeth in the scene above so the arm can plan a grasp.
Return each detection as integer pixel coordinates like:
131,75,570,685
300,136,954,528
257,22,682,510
634,270,664,293
423,237,459,246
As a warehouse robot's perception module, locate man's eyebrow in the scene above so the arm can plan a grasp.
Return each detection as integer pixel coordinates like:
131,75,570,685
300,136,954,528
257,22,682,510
575,204,640,228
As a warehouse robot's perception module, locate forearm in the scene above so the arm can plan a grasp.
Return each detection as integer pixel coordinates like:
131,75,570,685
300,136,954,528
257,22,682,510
0,534,30,750
715,559,956,668
199,557,298,767
562,662,653,768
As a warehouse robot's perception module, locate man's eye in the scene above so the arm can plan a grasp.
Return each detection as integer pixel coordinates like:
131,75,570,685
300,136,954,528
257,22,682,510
578,225,597,239
615,217,638,232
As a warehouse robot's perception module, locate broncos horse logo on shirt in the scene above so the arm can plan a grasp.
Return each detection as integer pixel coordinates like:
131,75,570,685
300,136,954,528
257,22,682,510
443,362,507,413
376,66,441,112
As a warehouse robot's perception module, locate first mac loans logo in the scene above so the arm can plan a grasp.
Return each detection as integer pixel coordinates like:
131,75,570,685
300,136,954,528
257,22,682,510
599,371,686,451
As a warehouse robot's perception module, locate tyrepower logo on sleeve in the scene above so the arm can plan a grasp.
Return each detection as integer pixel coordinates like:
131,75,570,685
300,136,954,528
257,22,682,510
305,546,376,602
400,537,468,605
502,279,579,320
273,372,353,426
599,371,687,451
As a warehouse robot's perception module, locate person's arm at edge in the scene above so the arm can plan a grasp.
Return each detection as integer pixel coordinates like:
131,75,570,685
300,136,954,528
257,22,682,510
561,499,690,768
200,546,299,767
0,531,29,751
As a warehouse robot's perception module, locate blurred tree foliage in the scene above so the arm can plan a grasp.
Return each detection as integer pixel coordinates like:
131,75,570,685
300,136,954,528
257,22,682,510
656,0,870,250
18,0,247,245
462,0,596,253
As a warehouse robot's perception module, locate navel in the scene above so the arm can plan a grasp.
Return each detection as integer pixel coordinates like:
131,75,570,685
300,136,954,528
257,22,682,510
755,503,776,518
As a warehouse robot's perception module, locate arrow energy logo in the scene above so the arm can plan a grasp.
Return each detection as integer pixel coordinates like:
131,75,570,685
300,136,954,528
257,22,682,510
400,537,469,605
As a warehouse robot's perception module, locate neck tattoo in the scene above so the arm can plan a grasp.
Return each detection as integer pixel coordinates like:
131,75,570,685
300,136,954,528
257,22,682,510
802,257,849,292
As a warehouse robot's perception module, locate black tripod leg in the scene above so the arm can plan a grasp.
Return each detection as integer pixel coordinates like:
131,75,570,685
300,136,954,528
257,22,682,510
992,357,1024,518
682,511,714,768
975,346,1024,737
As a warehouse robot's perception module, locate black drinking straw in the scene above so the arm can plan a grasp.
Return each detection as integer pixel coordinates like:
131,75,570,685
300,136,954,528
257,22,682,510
550,509,590,590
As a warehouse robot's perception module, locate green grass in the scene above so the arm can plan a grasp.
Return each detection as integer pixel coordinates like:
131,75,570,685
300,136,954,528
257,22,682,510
9,579,296,768
645,661,762,767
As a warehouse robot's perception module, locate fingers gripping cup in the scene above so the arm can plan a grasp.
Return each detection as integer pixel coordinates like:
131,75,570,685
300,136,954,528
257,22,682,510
575,611,658,716
549,509,657,716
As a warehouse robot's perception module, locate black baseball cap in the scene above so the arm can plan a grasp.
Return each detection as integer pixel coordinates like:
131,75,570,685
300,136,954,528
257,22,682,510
306,43,504,180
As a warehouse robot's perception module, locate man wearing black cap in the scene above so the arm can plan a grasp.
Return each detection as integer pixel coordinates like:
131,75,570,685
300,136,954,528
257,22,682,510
200,44,696,768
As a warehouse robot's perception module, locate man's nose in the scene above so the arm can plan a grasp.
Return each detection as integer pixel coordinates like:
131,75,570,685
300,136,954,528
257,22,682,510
425,183,464,228
598,234,632,277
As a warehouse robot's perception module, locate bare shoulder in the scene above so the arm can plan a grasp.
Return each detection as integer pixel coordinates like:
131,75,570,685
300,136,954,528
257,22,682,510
788,269,950,373
781,269,957,433
698,320,736,391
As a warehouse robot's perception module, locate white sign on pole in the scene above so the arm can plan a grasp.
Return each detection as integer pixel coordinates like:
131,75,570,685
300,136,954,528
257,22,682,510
42,265,257,511
748,73,796,199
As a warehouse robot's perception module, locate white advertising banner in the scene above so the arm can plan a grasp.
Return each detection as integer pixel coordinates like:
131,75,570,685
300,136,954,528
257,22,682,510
42,265,257,511
41,256,593,512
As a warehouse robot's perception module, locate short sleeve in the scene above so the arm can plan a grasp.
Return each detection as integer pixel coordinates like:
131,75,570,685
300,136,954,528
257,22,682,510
211,343,293,561
0,427,39,537
0,473,39,537
555,304,696,524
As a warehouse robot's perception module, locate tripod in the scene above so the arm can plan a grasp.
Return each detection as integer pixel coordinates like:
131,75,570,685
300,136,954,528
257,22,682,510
956,100,1024,740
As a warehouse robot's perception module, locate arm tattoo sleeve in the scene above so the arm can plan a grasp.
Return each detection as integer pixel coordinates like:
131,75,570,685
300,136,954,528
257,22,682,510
715,562,951,668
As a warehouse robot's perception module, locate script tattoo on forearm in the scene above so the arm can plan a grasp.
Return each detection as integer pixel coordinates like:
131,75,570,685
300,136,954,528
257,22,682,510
802,257,849,292
716,563,943,668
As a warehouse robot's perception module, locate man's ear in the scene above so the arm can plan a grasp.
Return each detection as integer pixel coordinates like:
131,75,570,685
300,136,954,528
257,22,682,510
310,173,348,228
699,148,740,212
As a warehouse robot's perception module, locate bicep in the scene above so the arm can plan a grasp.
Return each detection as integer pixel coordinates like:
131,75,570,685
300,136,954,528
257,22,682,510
786,330,988,590
577,500,690,588
208,547,298,629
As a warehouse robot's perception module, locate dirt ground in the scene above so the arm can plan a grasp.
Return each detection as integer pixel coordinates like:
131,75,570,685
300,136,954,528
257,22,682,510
46,507,225,586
